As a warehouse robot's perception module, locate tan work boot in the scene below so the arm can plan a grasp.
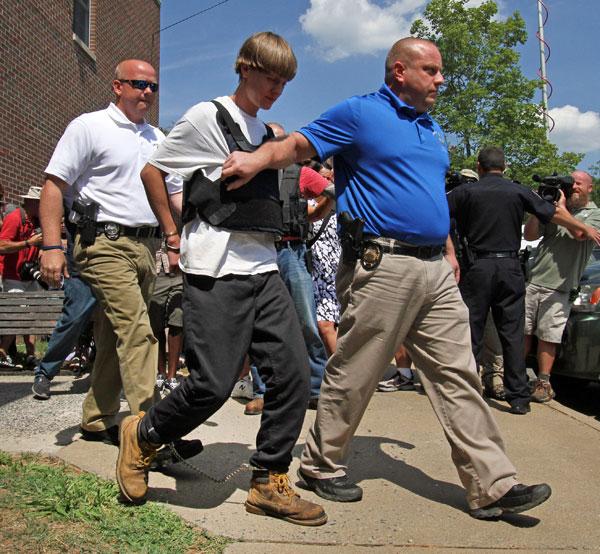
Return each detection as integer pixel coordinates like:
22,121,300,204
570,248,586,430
244,397,264,415
245,471,327,526
116,412,159,504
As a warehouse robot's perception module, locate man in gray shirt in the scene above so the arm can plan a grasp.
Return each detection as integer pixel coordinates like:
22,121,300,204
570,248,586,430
524,170,600,402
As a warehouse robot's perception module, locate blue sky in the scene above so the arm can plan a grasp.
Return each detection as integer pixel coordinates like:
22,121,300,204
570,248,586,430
158,0,600,171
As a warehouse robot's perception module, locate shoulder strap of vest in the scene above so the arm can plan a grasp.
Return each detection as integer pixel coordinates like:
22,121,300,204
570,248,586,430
211,100,273,152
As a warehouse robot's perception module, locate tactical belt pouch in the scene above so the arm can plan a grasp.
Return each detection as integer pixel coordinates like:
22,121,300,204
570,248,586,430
182,100,283,234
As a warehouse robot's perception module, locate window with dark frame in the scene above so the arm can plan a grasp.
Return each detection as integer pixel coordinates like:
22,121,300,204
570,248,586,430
73,0,90,47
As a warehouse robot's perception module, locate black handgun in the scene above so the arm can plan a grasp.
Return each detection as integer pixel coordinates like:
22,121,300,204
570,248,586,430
339,211,365,263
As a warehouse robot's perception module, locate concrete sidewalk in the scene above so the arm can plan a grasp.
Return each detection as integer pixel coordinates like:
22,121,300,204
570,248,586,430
1,371,599,551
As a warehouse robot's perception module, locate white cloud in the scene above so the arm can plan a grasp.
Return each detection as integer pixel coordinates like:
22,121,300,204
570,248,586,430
299,0,508,62
299,0,427,62
548,105,600,154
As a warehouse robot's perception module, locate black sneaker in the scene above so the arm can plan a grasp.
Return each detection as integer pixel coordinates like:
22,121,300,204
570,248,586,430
150,438,204,470
25,355,40,371
297,468,363,502
469,483,552,519
32,374,51,400
509,402,531,415
80,425,120,446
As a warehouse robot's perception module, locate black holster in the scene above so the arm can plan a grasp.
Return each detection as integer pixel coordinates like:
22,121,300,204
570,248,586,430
71,199,99,246
339,211,364,264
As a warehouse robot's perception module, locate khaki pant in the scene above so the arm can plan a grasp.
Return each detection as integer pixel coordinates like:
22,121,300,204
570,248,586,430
481,312,504,390
300,253,518,509
74,234,158,431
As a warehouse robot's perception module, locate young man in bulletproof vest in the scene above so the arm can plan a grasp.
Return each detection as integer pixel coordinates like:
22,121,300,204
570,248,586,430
116,32,327,526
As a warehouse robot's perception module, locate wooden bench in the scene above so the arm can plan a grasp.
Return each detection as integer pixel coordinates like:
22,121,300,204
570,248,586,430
0,291,65,336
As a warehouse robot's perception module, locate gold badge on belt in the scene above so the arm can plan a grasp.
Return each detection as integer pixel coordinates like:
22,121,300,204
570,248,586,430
360,241,383,270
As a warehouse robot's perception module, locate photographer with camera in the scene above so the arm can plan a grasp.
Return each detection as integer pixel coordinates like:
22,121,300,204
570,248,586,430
0,186,43,369
524,170,600,403
448,147,600,415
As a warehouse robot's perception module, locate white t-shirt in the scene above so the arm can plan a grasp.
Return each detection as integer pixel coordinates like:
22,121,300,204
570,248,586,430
148,95,277,278
45,103,182,226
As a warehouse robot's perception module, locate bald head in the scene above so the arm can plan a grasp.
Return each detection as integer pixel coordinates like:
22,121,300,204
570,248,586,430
572,170,593,187
112,59,157,123
114,59,156,80
385,38,437,85
568,169,593,208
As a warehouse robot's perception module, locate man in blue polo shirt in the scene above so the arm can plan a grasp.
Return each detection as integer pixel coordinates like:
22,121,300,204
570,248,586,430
222,37,551,520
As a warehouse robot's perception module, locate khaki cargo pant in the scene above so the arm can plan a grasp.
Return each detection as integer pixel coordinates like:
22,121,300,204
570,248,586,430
74,234,159,432
300,253,518,509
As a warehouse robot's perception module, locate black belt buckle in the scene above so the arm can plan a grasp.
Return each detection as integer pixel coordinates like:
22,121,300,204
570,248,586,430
361,241,383,270
104,222,120,240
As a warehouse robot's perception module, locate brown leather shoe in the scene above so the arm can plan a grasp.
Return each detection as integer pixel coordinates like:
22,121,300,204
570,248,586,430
244,398,264,415
116,412,159,504
245,471,327,526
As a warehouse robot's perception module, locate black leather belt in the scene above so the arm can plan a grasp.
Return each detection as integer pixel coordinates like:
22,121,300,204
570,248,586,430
96,222,160,240
368,238,444,260
475,251,518,259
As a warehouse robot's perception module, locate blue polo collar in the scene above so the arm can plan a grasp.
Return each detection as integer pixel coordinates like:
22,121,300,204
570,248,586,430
378,83,434,124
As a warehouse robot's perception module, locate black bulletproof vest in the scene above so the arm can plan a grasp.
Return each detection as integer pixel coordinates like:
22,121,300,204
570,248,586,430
280,164,309,239
182,100,283,234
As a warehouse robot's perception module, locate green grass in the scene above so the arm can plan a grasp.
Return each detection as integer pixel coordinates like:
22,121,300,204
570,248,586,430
0,451,230,553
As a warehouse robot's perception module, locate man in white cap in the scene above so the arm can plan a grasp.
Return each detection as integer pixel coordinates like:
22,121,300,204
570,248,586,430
0,185,43,368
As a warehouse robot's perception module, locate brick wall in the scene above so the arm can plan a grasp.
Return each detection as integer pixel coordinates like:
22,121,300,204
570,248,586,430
0,0,160,204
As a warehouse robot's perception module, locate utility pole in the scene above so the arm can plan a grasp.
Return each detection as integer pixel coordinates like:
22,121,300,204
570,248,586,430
537,0,550,137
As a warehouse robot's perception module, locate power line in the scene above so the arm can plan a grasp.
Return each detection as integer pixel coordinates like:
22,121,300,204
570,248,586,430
156,0,232,34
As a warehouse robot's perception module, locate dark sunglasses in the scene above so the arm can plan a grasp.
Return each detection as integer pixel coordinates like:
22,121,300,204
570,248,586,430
119,79,158,92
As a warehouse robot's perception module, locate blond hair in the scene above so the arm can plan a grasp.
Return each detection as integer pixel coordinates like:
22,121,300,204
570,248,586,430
235,32,297,81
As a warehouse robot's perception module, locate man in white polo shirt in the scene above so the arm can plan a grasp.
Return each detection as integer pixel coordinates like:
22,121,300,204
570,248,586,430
38,60,200,458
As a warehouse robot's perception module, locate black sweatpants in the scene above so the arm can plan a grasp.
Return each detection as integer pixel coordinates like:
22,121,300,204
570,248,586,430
459,257,530,404
145,270,310,472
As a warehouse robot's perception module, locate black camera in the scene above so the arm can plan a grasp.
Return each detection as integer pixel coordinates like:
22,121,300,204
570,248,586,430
445,171,478,192
18,261,49,290
533,173,574,203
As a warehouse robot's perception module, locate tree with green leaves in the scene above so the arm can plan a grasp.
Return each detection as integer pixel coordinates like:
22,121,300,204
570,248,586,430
586,160,600,204
411,0,582,186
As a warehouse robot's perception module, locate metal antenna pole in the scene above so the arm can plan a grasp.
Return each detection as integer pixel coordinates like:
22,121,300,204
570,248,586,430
537,0,550,136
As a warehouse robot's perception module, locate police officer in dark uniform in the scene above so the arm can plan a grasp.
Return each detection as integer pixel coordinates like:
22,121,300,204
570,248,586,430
448,146,573,414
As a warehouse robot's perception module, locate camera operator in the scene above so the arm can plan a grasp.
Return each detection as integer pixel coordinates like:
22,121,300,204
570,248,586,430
524,170,600,402
0,186,43,369
448,147,600,415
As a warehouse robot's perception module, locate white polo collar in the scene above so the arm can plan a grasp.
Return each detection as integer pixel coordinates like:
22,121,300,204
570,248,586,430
106,102,151,132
